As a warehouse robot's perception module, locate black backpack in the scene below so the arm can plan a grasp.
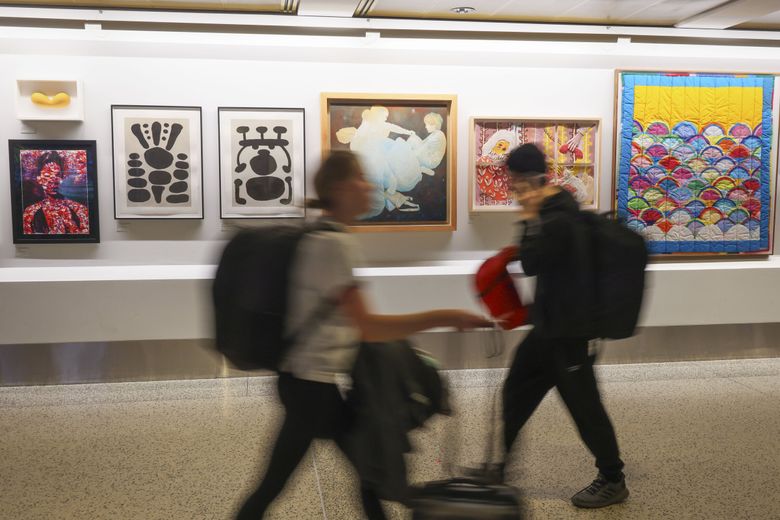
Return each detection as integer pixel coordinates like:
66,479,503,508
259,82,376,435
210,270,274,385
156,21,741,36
212,222,339,371
581,212,648,340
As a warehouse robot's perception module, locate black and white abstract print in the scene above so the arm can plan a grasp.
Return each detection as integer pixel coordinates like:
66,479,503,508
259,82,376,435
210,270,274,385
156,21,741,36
231,120,293,207
112,106,202,219
219,108,305,219
125,118,191,207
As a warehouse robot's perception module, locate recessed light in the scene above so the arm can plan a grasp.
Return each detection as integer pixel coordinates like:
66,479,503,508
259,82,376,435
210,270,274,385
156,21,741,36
450,6,476,15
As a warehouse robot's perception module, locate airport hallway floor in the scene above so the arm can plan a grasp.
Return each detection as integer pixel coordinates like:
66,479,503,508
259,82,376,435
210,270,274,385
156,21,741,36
1,358,778,520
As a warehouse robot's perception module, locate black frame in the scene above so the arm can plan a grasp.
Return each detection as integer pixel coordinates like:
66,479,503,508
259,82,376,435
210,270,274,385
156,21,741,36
217,106,306,219
110,104,204,220
9,139,100,244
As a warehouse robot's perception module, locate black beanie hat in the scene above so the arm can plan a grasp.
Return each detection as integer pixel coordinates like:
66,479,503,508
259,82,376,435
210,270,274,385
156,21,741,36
506,143,546,177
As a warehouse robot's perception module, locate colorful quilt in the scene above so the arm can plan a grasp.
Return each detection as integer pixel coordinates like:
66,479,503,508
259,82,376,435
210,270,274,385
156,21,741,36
617,72,775,254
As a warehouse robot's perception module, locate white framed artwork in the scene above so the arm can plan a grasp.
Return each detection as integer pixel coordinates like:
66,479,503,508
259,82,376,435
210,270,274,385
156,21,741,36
218,107,305,219
16,79,84,121
111,105,204,219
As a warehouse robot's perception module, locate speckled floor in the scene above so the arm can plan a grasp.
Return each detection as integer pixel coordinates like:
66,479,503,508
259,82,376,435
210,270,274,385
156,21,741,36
0,359,778,520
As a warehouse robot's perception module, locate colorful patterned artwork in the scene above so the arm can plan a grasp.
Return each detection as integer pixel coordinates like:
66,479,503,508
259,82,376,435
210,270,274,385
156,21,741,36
8,140,99,244
470,118,599,212
616,72,776,254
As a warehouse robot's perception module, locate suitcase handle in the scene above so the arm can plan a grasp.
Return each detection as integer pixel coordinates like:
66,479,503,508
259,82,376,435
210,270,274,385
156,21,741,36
442,327,504,477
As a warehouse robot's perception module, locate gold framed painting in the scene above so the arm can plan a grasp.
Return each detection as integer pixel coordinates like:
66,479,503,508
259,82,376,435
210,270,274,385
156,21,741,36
469,117,601,213
321,93,457,232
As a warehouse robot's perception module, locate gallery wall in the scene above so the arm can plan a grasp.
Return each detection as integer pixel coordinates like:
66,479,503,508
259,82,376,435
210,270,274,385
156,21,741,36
3,25,780,267
4,22,780,344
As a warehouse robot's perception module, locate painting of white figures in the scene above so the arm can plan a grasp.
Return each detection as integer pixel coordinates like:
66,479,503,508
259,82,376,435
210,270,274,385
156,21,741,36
323,94,457,231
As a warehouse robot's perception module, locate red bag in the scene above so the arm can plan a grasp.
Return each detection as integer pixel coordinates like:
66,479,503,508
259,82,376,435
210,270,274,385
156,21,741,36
475,246,529,330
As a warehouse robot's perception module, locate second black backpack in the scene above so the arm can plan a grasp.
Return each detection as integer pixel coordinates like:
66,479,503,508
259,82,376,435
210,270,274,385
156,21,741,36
581,212,648,340
212,223,337,371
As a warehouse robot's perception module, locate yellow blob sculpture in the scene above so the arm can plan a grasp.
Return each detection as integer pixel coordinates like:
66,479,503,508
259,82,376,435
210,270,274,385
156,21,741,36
31,92,71,108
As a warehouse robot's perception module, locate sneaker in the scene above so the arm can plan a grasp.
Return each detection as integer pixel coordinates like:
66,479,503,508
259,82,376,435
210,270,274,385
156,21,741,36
571,473,629,508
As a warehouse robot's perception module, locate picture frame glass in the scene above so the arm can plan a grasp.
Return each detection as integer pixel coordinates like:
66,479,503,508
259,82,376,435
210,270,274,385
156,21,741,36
324,95,456,231
9,140,99,243
471,118,600,212
218,108,305,219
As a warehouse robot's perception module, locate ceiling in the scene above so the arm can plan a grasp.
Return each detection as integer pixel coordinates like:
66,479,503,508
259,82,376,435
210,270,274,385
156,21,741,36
363,0,729,26
0,0,293,13
2,0,780,31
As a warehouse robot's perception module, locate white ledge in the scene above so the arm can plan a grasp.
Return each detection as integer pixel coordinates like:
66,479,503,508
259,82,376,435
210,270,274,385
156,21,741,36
2,257,780,343
2,256,780,283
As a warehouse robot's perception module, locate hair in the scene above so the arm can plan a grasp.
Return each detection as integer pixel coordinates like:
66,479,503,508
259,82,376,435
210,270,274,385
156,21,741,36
371,106,389,119
37,150,64,175
505,143,547,183
424,112,443,129
308,151,362,210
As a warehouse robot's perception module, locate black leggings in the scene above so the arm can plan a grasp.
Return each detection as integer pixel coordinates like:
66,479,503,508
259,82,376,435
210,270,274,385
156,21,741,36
502,330,625,481
236,373,385,519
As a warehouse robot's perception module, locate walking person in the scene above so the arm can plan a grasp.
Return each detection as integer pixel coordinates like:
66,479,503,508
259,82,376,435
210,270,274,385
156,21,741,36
236,151,491,519
501,144,629,508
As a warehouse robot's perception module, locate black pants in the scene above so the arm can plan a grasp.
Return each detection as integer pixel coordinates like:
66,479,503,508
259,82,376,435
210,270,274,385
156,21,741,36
236,373,386,519
502,330,624,481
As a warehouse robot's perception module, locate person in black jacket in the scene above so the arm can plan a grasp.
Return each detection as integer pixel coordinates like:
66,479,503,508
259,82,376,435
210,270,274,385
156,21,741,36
502,144,628,509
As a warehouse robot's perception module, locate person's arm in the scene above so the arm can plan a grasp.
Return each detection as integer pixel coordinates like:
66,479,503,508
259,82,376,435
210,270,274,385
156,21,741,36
22,205,36,235
517,218,542,276
518,215,572,277
69,201,90,233
341,285,491,342
385,122,415,136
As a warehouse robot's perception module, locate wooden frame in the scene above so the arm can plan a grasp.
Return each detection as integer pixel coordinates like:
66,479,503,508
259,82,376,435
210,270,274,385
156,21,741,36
8,139,100,244
469,116,601,213
217,106,306,219
321,92,457,232
612,70,779,257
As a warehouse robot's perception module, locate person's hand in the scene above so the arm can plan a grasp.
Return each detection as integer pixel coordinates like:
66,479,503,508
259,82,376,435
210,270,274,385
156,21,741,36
515,190,542,220
512,179,544,219
444,310,494,331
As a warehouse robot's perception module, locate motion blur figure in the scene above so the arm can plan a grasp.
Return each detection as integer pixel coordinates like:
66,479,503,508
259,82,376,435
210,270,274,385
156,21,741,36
235,151,490,519
501,144,629,509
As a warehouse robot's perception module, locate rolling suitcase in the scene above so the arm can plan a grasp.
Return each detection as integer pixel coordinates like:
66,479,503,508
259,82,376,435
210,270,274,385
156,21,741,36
409,327,524,519
410,476,523,519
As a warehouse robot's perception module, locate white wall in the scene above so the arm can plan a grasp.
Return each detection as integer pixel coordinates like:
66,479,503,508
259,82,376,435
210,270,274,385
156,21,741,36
2,25,780,267
3,20,780,344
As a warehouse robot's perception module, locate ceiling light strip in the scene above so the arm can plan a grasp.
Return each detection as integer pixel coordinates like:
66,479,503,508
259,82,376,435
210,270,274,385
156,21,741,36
4,5,780,44
353,0,366,17
355,0,376,18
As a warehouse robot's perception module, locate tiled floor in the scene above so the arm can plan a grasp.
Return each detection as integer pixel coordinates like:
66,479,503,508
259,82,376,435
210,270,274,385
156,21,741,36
0,359,778,519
